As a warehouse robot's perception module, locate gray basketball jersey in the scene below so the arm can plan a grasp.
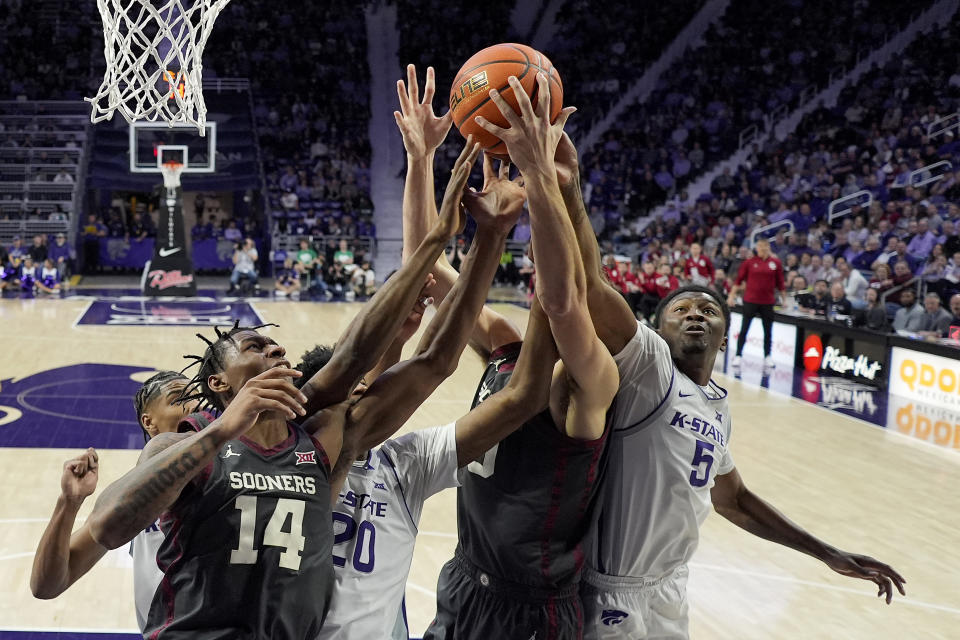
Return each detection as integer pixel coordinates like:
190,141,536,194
585,322,734,579
320,423,459,640
130,521,164,632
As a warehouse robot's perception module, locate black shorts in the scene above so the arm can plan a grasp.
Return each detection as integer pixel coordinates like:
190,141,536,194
423,550,584,640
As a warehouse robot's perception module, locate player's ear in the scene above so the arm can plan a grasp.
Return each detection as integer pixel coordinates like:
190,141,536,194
141,413,159,438
207,372,230,394
718,335,727,352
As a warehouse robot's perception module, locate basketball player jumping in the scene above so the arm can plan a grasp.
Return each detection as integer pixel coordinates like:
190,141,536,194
83,139,483,638
30,371,203,632
544,129,906,638
417,72,618,640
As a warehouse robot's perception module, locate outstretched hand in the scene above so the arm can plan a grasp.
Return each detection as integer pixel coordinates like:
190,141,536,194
462,153,526,234
824,550,906,604
397,273,436,344
394,64,453,159
554,131,580,188
61,447,99,502
474,72,576,176
436,137,481,239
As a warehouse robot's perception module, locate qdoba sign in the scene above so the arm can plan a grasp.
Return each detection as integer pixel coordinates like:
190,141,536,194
890,347,960,411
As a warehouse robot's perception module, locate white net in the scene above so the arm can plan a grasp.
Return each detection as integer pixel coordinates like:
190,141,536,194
160,161,185,189
86,0,231,134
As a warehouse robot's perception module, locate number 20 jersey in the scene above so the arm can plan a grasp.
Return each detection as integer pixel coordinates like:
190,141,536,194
585,322,734,580
145,421,334,640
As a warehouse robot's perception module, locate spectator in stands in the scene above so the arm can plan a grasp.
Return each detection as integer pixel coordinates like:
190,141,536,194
888,241,921,273
228,238,258,294
826,282,853,321
653,262,679,301
0,244,12,292
9,236,25,264
798,280,829,317
28,235,46,263
333,239,354,269
941,221,960,256
821,254,840,283
838,258,868,309
907,218,937,259
351,260,376,298
52,169,74,184
48,233,73,281
852,236,882,271
81,215,106,273
223,220,243,243
274,258,302,298
295,239,318,268
861,288,890,332
512,212,531,245
906,292,952,337
325,261,350,299
892,289,922,332
710,268,731,299
945,294,960,338
130,212,156,240
683,242,714,286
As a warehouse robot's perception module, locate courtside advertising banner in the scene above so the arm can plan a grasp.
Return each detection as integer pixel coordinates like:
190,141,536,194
726,313,796,395
890,347,960,412
885,392,960,451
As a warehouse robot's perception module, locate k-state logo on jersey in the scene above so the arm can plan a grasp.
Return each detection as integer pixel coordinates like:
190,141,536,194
601,609,629,626
295,450,316,465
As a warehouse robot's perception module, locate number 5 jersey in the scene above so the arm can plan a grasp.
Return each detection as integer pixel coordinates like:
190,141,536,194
585,321,735,580
144,421,333,640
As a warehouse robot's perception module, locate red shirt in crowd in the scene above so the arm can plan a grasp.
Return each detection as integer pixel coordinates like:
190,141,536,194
655,273,680,299
638,271,659,295
735,255,785,305
683,253,715,283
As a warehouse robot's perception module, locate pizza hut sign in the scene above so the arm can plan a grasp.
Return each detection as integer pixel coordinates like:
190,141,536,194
821,346,881,381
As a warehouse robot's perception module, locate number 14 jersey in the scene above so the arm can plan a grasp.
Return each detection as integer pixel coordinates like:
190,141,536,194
585,322,734,580
145,422,333,640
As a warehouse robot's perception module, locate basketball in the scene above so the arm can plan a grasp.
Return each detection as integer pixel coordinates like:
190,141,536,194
449,43,564,156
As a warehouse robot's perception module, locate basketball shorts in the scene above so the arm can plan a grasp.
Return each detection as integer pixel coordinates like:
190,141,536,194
423,549,584,640
580,565,689,640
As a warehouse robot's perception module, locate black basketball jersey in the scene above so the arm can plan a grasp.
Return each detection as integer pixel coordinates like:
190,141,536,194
456,342,609,591
144,418,334,639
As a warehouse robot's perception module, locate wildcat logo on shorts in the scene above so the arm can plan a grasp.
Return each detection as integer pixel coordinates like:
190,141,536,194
295,450,316,465
600,609,629,626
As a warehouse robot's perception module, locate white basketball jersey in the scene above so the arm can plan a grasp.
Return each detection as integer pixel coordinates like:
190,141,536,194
586,321,734,579
320,423,459,640
129,520,164,632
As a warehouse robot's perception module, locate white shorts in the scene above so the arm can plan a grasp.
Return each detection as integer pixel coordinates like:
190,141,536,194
581,565,689,640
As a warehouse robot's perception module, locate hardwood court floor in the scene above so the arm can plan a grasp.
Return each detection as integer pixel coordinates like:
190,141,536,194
0,296,957,638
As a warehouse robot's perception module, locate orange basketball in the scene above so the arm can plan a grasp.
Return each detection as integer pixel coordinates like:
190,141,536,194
449,43,563,157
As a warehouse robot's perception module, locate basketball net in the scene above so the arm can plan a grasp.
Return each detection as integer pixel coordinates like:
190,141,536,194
160,161,185,189
86,0,231,135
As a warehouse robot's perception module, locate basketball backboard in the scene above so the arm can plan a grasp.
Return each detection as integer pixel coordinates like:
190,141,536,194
129,121,217,173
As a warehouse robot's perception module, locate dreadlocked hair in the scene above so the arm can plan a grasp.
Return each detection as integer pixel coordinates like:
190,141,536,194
177,319,278,412
134,370,187,442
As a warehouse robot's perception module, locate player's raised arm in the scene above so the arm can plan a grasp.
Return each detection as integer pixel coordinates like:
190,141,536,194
554,132,639,355
30,449,107,599
454,299,558,466
477,74,617,439
87,367,306,549
396,64,522,359
341,155,522,460
711,467,907,604
301,138,480,416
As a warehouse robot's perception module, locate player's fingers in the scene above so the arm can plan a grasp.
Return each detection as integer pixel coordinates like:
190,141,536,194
253,388,305,417
534,72,550,119
74,460,88,476
422,66,436,105
396,80,410,116
481,152,496,184
252,367,303,382
465,141,482,168
474,115,507,139
553,106,577,132
86,451,98,471
499,158,511,180
507,76,536,122
253,378,309,404
487,88,522,128
255,397,299,420
407,63,420,105
88,447,98,463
